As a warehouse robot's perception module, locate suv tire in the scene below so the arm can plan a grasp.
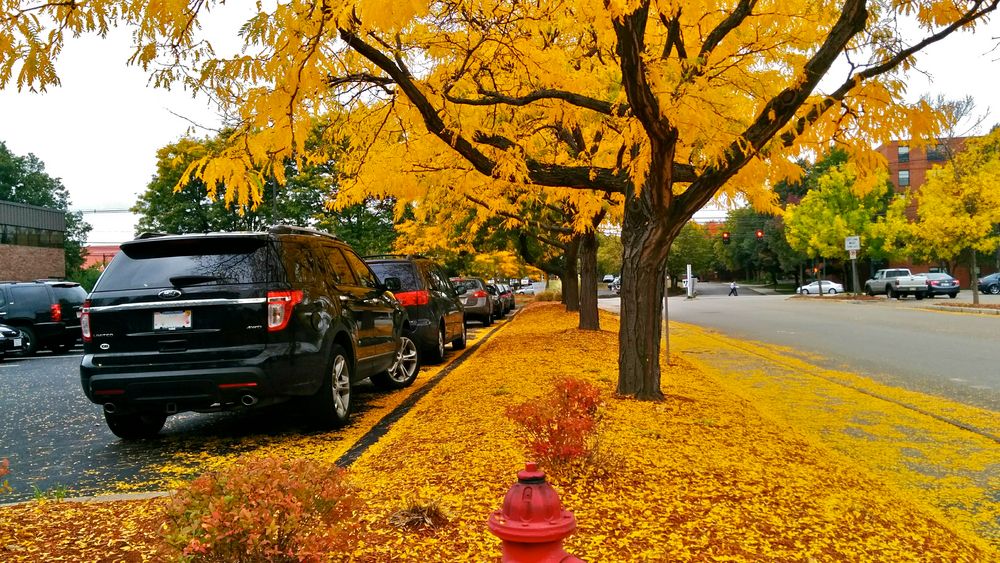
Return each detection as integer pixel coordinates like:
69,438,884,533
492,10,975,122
19,326,37,356
452,321,467,350
104,412,167,440
426,325,446,364
310,345,353,427
371,336,419,390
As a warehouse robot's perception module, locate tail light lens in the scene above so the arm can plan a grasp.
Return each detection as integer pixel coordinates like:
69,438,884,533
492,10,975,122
50,303,62,322
267,290,303,332
394,290,430,306
81,300,91,342
473,290,488,298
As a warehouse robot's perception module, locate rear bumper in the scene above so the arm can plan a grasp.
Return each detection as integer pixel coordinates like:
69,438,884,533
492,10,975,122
80,348,295,414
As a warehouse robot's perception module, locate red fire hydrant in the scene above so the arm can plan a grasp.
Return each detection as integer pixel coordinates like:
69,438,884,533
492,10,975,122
487,462,584,562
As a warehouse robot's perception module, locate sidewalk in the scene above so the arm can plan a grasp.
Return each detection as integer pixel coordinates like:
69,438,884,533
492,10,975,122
1,303,995,561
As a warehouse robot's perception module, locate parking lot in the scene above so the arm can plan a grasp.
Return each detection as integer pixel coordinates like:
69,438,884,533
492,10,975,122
0,314,511,502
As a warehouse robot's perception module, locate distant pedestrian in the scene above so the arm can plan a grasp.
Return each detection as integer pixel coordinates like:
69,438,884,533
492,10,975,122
728,281,739,296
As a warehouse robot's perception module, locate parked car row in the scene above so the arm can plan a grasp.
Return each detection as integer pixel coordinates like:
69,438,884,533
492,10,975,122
76,226,516,440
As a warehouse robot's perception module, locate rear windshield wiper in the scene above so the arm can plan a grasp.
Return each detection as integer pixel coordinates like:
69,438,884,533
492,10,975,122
168,275,229,287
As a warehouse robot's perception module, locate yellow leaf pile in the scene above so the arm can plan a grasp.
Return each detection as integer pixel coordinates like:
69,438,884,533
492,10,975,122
0,304,993,561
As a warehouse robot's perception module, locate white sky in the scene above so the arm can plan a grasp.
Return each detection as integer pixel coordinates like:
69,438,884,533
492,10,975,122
0,12,998,244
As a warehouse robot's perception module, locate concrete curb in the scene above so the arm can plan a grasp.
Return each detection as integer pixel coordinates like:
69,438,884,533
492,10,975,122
924,305,1000,316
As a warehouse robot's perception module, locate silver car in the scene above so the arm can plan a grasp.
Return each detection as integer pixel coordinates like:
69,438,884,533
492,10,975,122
450,277,496,326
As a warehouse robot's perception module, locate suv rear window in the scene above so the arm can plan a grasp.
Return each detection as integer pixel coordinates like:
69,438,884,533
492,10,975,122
97,237,278,291
452,278,483,292
50,284,87,305
368,262,421,291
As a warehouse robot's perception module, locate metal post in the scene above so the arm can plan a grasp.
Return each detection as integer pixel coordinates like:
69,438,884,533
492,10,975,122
686,264,694,299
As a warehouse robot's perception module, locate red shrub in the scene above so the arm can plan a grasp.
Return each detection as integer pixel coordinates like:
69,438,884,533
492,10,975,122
1,458,10,494
161,456,358,562
507,377,603,466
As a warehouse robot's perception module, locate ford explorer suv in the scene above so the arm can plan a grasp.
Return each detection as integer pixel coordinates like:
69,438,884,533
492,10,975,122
80,226,417,439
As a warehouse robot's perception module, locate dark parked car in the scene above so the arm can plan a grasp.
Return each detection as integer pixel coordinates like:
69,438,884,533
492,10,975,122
366,254,466,363
497,283,515,314
979,273,1000,295
450,277,496,326
80,226,415,439
0,323,26,360
0,280,86,354
924,273,960,298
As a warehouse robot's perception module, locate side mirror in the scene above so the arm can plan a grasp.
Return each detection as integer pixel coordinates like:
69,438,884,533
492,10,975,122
383,277,402,292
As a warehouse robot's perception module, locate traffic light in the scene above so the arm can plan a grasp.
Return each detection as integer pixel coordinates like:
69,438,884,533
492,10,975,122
722,231,731,245
755,228,764,242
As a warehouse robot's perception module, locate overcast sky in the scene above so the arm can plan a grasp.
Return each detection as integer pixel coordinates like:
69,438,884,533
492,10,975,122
0,14,998,244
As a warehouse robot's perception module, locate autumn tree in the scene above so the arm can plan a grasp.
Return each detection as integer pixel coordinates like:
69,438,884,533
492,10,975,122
784,160,901,286
914,127,1000,304
4,1,997,400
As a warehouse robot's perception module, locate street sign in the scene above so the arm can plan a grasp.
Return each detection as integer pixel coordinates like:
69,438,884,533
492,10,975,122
845,236,860,251
849,249,857,260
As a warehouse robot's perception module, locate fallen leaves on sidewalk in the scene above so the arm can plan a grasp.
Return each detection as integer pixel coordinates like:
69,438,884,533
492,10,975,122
0,303,993,561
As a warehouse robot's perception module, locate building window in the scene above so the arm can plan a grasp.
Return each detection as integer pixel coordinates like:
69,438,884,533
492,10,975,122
898,170,910,187
927,144,947,161
897,145,910,163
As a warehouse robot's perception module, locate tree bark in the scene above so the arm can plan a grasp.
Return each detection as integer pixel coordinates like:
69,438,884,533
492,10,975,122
563,236,581,311
578,230,600,330
617,170,674,400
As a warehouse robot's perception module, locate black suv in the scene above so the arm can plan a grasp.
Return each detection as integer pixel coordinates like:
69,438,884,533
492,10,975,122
0,280,87,354
80,226,418,439
365,255,466,363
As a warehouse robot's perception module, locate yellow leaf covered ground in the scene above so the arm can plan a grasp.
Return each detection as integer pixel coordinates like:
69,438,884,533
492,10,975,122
0,303,994,561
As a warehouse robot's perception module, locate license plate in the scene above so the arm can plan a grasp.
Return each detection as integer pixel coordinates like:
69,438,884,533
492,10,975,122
153,310,192,330
12,338,21,346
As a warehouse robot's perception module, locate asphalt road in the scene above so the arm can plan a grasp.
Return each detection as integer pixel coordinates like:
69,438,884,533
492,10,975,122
602,284,1000,411
0,319,500,502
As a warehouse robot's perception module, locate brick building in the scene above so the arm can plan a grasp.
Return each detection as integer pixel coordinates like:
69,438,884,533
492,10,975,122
0,200,66,281
873,137,993,287
82,244,121,271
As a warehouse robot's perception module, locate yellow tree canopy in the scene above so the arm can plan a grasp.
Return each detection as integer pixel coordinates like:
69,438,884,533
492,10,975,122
2,0,987,216
915,128,1000,260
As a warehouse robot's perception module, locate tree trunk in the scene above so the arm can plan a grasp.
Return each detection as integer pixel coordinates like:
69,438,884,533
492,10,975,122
617,183,672,401
563,236,581,311
971,250,980,305
578,230,600,330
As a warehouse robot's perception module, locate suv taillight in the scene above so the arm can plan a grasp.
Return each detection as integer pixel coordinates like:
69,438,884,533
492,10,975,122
50,303,62,323
267,290,303,331
80,300,91,342
395,290,430,306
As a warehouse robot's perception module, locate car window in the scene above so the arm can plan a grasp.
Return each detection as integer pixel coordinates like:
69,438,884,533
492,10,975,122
50,284,87,306
10,285,49,306
99,237,277,291
324,247,356,285
342,249,379,289
451,278,481,292
369,261,420,291
428,266,452,293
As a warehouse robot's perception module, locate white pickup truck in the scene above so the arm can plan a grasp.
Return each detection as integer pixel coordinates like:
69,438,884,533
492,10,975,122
864,268,928,299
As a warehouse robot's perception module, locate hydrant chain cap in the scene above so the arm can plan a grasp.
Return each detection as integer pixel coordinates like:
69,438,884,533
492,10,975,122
488,462,577,543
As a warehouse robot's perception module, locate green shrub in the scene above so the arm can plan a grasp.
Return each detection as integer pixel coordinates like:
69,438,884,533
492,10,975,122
161,456,358,562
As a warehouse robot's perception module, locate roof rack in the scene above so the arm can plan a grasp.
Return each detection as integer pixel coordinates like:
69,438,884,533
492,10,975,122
268,225,340,241
135,232,169,239
362,253,428,260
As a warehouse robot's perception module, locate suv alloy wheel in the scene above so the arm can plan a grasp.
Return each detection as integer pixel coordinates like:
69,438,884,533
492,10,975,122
310,344,353,427
372,336,420,389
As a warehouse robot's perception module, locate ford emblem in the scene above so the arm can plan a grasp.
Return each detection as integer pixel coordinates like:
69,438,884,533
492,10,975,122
158,289,182,299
